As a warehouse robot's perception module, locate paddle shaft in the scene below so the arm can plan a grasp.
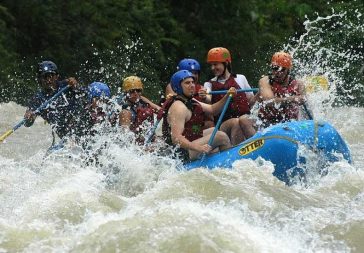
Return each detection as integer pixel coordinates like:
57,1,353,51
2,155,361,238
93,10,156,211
303,103,313,120
33,85,70,114
144,119,161,146
303,75,329,120
208,88,258,95
200,94,233,163
208,95,233,146
0,85,70,142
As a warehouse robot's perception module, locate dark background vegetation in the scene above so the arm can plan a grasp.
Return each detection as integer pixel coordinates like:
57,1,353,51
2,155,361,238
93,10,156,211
0,0,362,105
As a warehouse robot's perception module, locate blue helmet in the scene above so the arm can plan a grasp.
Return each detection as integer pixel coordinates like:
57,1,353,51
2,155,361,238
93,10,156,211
38,61,58,76
170,70,194,95
177,58,201,72
88,82,111,101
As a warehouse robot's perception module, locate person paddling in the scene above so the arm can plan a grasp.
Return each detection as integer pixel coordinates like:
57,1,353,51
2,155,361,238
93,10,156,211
24,61,93,143
165,58,214,129
118,76,160,145
165,58,207,101
161,70,235,162
257,52,306,127
87,82,117,126
203,47,257,144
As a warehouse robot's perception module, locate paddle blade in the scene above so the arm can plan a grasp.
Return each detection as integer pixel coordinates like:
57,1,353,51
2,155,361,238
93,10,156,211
0,129,14,142
305,76,329,93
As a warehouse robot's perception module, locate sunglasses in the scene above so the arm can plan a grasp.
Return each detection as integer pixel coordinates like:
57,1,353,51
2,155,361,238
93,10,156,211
128,89,142,93
271,65,287,72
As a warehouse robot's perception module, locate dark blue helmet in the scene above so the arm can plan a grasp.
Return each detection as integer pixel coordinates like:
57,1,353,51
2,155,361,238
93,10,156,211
38,61,58,76
177,58,201,72
170,70,194,95
88,82,111,101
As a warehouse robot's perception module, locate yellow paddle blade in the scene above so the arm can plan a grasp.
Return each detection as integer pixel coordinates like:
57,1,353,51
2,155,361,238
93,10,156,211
305,76,329,93
0,129,14,142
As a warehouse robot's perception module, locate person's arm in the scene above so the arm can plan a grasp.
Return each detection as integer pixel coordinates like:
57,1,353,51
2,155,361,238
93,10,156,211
119,109,133,127
245,86,257,107
23,94,42,127
249,92,261,106
24,109,37,127
203,81,212,103
140,96,161,111
258,76,274,101
196,87,209,103
293,79,306,104
165,83,176,98
65,77,78,88
297,79,306,96
59,78,87,101
259,76,305,106
197,87,237,116
168,101,210,153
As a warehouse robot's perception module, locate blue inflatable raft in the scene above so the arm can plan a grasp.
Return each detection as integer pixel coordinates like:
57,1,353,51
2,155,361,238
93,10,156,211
184,120,352,184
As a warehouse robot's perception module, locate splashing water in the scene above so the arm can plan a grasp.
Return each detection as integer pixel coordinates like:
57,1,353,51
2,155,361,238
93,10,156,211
283,9,364,118
77,38,162,102
0,8,364,253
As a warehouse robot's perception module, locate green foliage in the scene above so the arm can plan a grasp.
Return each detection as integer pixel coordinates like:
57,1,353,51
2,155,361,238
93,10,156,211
0,4,19,102
0,0,362,105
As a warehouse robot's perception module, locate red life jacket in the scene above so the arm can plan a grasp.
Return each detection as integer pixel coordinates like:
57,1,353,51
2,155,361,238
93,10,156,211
210,75,250,122
90,109,107,124
193,83,204,102
123,100,154,144
159,95,204,145
258,76,301,125
130,103,154,133
89,102,117,126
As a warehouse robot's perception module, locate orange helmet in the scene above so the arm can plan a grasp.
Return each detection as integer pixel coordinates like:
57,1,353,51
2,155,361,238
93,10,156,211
207,47,232,63
271,52,293,69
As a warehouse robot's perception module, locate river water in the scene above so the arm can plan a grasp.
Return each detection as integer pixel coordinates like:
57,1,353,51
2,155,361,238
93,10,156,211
0,101,363,253
1,6,363,253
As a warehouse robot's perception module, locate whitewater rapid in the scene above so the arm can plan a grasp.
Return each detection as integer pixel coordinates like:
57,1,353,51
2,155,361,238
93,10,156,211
0,102,363,253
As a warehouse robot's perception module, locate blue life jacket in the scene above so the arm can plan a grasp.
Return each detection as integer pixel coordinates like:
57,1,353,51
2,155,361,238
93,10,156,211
26,80,94,139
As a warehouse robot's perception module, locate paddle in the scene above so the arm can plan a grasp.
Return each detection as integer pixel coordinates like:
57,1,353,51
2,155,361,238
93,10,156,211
144,118,161,146
45,138,66,156
304,76,329,93
303,76,329,120
199,94,233,163
0,85,70,142
208,88,258,95
303,103,314,120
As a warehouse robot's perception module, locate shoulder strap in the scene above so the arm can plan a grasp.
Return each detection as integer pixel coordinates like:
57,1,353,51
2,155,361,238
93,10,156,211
156,95,195,120
157,96,177,120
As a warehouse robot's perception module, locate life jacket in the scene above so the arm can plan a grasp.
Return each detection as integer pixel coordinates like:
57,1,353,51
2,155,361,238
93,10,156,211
90,108,107,124
25,80,94,139
210,75,251,122
258,76,301,126
123,100,155,144
159,95,205,145
193,83,204,102
89,101,118,126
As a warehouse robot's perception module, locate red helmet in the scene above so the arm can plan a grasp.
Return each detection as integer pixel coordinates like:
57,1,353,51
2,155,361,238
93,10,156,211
207,47,232,63
271,52,292,69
